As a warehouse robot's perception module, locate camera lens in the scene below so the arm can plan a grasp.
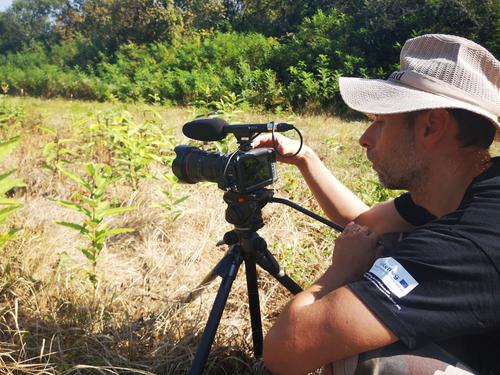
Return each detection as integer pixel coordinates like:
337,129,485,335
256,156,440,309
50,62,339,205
172,145,228,184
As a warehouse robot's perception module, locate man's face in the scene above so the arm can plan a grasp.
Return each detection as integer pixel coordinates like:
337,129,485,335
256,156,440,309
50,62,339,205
359,113,428,190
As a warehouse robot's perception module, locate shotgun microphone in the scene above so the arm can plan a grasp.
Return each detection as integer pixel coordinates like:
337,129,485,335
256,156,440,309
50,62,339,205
182,118,293,141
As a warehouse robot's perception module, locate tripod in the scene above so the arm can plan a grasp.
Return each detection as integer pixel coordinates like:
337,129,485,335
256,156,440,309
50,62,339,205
186,188,301,374
186,188,344,374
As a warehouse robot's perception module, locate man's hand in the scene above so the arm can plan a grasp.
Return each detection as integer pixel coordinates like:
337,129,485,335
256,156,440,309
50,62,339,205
331,222,382,285
251,133,308,165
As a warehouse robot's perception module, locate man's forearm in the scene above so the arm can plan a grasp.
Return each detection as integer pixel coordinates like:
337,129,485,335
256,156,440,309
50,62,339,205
296,146,369,226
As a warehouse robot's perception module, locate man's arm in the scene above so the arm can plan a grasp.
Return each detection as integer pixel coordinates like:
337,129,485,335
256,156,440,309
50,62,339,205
263,223,398,375
263,286,397,375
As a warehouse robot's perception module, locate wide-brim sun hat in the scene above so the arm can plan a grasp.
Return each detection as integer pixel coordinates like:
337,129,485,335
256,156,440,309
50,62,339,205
339,34,500,140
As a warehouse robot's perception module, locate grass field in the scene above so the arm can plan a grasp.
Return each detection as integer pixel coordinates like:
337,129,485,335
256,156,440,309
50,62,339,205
0,96,498,374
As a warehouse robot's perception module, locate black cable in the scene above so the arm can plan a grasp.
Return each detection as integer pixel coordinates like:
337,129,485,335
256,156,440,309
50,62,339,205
269,197,344,232
272,123,303,159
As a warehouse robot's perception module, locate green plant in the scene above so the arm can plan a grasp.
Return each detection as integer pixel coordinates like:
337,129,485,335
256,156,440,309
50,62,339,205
80,109,175,188
0,135,25,249
0,100,25,133
157,173,188,221
56,163,135,284
190,91,244,122
109,110,169,185
38,125,78,173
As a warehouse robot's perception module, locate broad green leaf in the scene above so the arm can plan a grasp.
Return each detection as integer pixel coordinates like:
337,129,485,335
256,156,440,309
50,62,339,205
60,148,78,156
0,169,15,182
0,205,21,223
54,200,91,217
96,200,110,210
95,229,108,243
84,163,95,177
0,136,20,160
0,228,20,248
80,247,95,261
173,196,189,205
58,168,91,190
38,126,57,136
76,194,97,208
88,273,98,284
56,221,89,234
0,197,21,206
88,219,103,228
43,143,56,157
102,206,135,217
0,177,26,195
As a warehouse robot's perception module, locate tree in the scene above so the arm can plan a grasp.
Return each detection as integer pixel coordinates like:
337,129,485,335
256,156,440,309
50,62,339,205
0,0,66,53
334,0,499,67
174,0,230,31
225,0,334,36
56,0,184,54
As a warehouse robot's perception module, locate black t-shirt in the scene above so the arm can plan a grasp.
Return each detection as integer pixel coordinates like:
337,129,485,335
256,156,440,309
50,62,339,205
348,157,500,374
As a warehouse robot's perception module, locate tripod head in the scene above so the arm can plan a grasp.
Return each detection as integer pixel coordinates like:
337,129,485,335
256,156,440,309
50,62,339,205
223,188,274,231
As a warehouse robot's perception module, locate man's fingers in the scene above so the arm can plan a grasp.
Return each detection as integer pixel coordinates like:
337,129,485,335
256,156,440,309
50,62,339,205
251,133,273,148
341,222,373,237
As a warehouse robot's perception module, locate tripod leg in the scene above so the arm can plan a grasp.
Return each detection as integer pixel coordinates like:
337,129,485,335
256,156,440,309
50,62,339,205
183,250,235,303
242,252,264,357
189,247,243,375
255,242,302,295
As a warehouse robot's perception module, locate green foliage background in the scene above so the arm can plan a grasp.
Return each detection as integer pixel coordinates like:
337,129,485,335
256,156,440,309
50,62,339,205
0,0,498,114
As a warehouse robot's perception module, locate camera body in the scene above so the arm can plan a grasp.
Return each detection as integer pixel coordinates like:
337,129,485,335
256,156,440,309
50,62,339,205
172,145,277,194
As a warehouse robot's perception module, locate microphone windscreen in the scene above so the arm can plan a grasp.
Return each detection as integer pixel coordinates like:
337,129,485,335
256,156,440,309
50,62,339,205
182,118,228,141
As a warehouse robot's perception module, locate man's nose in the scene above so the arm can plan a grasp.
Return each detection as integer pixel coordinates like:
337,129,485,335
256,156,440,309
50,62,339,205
359,123,375,149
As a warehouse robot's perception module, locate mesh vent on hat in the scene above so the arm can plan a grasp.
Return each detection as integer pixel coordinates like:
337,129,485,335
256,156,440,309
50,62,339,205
401,34,500,109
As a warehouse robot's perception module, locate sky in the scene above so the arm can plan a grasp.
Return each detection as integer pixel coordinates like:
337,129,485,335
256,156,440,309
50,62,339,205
0,0,12,11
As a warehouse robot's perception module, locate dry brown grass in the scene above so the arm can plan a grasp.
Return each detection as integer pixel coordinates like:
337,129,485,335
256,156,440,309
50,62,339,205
0,97,499,375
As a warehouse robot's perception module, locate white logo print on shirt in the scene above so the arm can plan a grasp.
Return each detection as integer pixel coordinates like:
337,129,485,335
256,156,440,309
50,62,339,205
366,257,419,299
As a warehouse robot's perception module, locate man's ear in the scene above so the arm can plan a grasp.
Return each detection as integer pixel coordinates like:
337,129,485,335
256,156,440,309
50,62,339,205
416,109,452,146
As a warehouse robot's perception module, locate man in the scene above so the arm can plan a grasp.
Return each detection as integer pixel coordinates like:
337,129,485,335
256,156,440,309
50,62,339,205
255,34,500,374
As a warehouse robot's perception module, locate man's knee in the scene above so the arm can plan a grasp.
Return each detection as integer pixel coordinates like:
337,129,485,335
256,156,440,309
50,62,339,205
354,342,475,375
355,353,408,375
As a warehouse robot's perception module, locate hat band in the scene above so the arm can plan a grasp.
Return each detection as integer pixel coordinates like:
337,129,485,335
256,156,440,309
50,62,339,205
387,70,499,117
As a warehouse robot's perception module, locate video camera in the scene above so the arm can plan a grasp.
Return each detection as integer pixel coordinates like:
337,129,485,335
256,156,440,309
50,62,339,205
172,145,277,194
172,118,298,194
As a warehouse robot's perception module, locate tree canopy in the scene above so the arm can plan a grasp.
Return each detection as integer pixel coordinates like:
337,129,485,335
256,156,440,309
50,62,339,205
0,0,497,113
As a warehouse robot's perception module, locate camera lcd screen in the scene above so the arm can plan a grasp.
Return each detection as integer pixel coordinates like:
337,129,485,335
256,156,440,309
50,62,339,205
238,152,274,192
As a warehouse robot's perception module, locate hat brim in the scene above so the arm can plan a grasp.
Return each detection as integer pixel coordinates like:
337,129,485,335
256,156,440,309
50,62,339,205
339,77,500,141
